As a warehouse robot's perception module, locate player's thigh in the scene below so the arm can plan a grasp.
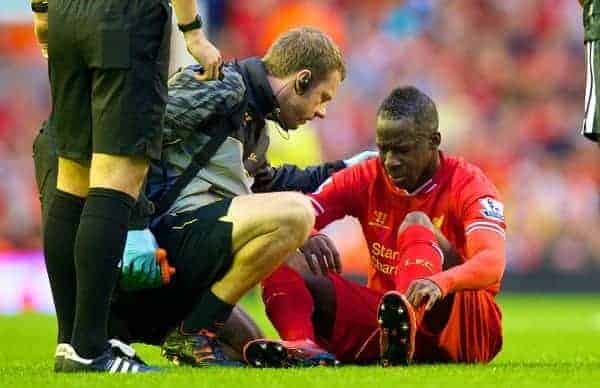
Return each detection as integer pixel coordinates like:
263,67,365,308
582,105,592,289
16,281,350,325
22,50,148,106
221,192,315,254
153,200,235,292
89,0,171,162
316,274,383,364
434,290,503,363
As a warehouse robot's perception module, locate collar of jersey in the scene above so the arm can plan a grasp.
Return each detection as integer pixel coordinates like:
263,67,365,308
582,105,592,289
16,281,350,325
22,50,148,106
380,151,445,197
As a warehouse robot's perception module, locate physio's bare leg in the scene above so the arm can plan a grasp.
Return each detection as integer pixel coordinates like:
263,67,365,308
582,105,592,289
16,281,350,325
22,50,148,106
69,153,150,357
212,192,315,304
179,192,315,335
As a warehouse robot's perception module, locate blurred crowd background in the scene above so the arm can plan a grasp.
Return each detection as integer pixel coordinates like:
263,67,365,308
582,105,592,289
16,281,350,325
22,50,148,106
0,0,598,311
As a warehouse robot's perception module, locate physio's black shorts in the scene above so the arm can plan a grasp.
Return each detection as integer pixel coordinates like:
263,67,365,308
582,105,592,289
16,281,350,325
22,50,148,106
47,0,171,162
110,199,235,344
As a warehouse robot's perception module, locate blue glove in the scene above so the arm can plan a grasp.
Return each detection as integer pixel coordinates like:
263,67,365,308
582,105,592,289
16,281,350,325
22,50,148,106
119,229,164,291
343,150,379,167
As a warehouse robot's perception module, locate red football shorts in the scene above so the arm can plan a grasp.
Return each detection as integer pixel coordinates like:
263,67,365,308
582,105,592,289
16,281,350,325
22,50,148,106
315,274,503,364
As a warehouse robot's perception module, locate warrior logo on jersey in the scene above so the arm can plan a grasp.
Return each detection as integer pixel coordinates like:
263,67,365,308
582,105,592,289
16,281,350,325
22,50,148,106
369,210,390,229
479,197,504,222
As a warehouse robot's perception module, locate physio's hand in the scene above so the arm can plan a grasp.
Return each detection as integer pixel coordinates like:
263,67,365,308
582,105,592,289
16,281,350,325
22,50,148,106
120,229,175,291
299,234,342,275
33,12,48,59
183,29,222,81
343,150,379,167
406,279,442,311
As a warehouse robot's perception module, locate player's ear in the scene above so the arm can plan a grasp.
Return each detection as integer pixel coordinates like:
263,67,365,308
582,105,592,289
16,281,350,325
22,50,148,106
430,132,441,149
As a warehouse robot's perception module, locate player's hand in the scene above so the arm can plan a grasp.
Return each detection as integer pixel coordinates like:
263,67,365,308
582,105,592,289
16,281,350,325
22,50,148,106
343,150,379,167
406,279,442,311
299,234,342,276
33,12,48,59
120,229,175,291
183,29,222,81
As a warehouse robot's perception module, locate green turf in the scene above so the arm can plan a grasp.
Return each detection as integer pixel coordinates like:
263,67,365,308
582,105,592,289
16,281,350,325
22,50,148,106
1,293,599,387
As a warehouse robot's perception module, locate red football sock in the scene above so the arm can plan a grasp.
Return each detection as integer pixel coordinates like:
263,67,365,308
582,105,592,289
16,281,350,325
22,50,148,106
261,265,316,341
394,225,444,293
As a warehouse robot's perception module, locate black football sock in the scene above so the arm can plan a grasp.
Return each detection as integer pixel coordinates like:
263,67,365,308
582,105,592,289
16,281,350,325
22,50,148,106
43,189,85,344
182,290,234,334
70,188,135,358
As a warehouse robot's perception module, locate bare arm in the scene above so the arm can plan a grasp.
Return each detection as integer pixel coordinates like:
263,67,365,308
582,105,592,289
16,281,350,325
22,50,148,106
31,1,49,58
171,0,222,80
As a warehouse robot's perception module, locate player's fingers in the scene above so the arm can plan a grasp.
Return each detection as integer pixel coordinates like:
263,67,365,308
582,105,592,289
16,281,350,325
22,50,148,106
205,62,218,80
322,236,342,273
217,60,224,80
317,241,335,272
303,252,319,275
412,289,425,308
424,293,437,311
406,284,418,305
315,254,329,276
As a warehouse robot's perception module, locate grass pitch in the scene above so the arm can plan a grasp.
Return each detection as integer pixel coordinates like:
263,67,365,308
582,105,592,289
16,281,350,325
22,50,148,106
0,293,599,388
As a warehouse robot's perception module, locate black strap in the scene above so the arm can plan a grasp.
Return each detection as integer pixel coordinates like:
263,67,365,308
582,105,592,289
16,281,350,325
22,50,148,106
153,97,248,217
154,125,230,216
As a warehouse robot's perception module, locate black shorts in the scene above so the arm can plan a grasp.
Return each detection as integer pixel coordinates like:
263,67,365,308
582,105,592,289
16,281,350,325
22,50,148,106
110,199,235,344
47,0,171,162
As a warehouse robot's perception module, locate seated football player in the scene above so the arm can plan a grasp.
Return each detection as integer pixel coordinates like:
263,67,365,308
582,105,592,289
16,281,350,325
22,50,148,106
245,86,506,367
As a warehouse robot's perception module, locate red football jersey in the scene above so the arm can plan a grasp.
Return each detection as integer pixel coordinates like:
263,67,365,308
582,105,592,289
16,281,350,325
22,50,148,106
310,152,506,295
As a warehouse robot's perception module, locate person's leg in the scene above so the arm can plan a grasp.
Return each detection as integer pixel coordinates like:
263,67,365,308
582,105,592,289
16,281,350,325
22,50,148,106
33,128,83,348
390,212,502,363
70,155,146,357
261,263,319,341
379,211,449,366
255,252,384,366
44,159,88,345
393,211,457,293
179,192,315,335
415,290,503,364
44,0,92,348
68,0,171,359
158,193,314,366
108,285,263,363
219,306,264,361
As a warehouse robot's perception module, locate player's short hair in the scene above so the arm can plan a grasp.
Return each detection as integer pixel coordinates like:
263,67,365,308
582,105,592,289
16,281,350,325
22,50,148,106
263,27,346,83
377,86,439,134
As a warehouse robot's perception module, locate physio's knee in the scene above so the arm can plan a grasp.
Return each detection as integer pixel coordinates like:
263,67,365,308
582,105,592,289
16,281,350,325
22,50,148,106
274,193,315,247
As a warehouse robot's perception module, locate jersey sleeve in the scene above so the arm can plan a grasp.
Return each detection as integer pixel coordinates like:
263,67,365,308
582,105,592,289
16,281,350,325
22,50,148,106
427,171,507,295
309,165,365,230
459,174,506,240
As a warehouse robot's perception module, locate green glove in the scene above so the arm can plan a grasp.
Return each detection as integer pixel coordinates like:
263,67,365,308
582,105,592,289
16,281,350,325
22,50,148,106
119,229,163,291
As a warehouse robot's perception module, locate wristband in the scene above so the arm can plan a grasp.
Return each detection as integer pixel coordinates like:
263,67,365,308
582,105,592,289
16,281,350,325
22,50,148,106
178,14,203,33
31,1,49,13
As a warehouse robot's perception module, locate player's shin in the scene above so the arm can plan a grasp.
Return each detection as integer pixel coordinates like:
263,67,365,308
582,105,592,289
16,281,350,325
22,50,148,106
262,264,316,341
394,225,443,294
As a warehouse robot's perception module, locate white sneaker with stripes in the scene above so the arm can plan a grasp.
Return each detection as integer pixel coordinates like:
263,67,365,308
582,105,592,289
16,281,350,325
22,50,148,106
60,344,159,373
